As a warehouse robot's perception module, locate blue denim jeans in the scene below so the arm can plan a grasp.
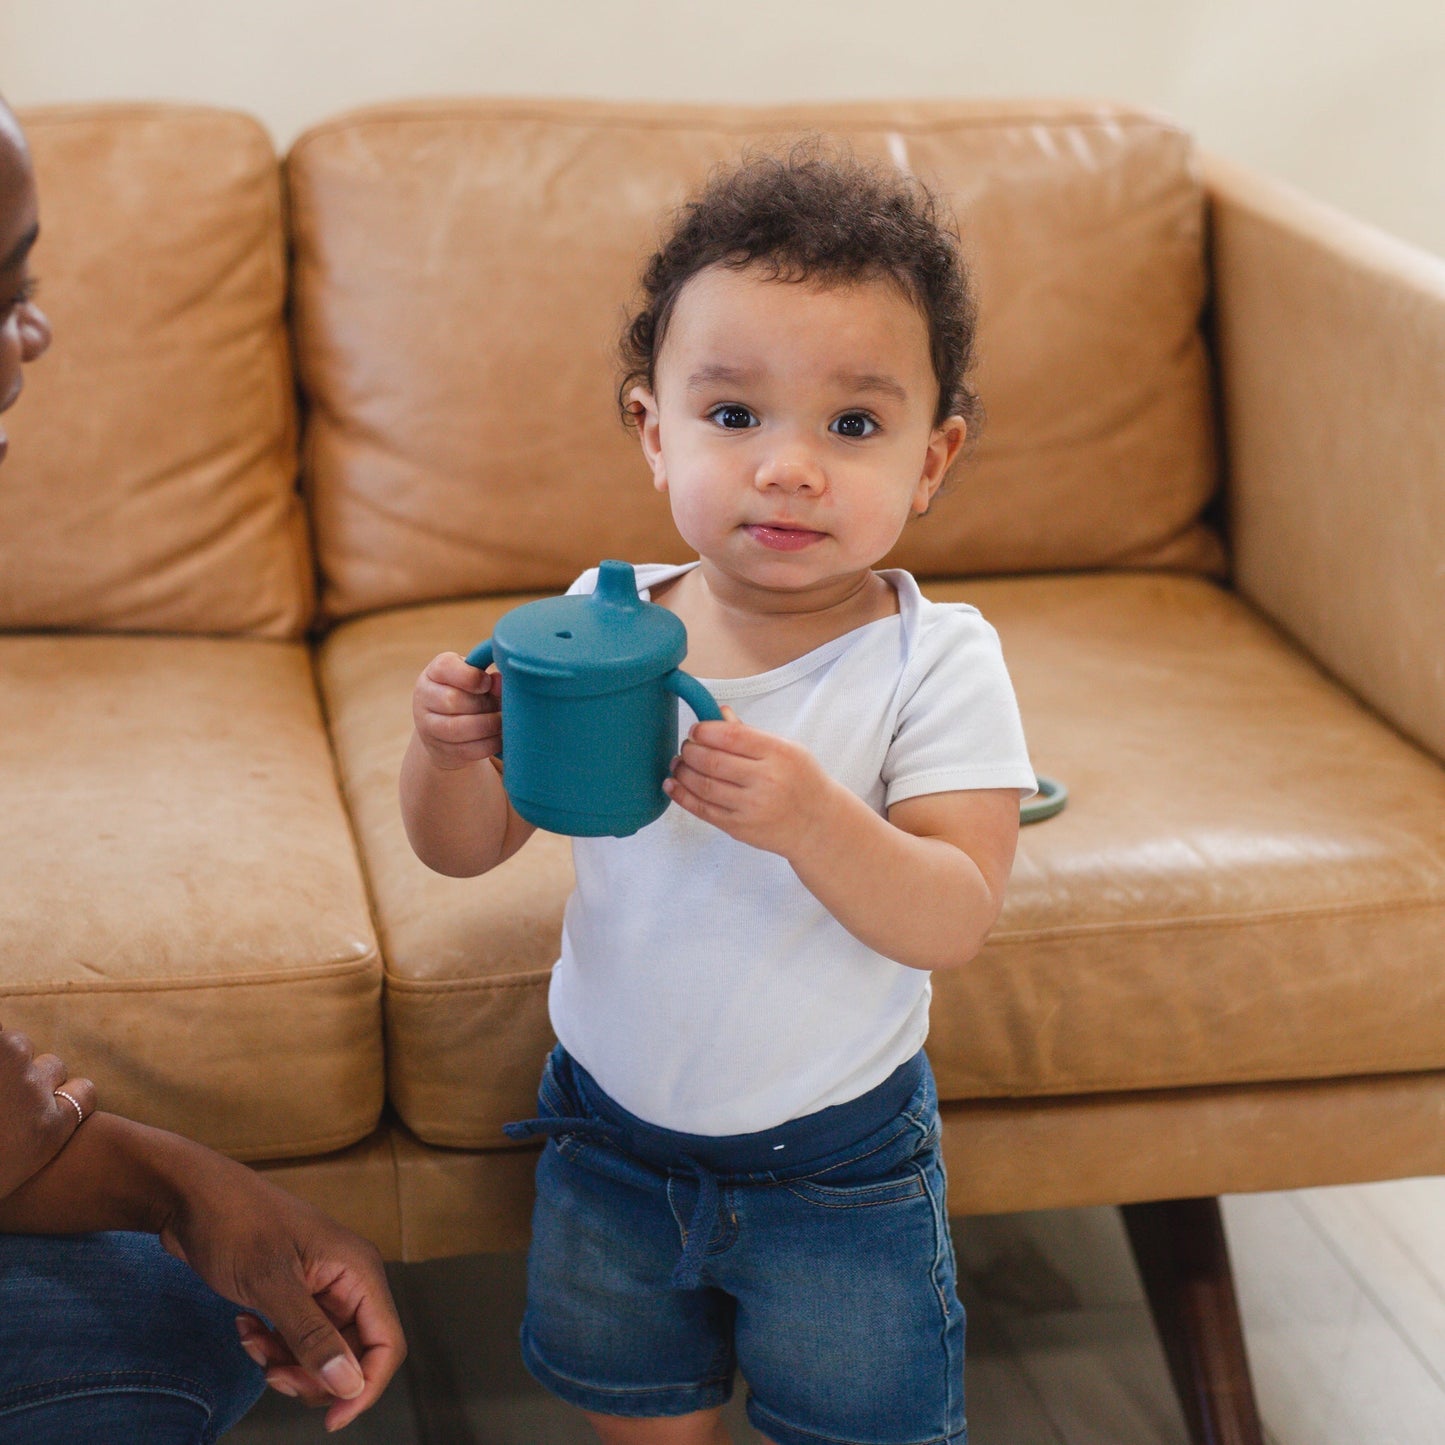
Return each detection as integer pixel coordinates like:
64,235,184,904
510,1045,966,1445
0,1231,265,1443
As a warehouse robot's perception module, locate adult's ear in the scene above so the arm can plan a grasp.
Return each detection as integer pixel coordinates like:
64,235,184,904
627,385,668,493
19,299,51,363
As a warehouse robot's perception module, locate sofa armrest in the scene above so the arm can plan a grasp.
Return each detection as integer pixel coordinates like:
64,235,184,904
1205,155,1445,764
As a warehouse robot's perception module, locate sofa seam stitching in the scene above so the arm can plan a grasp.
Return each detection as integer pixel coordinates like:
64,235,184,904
287,105,1185,162
988,894,1445,943
0,954,382,996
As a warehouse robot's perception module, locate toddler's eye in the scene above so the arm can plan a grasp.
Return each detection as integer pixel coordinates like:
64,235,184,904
831,411,878,439
708,404,757,430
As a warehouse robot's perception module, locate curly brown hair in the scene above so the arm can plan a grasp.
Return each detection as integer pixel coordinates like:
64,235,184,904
618,142,980,431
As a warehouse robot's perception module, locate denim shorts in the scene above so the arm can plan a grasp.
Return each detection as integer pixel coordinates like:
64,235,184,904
0,1230,264,1444
509,1044,966,1445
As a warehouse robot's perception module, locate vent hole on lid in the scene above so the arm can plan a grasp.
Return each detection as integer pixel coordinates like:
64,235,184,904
555,631,573,639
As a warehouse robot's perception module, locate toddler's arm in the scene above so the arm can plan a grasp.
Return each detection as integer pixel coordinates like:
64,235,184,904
666,709,1018,972
399,652,535,877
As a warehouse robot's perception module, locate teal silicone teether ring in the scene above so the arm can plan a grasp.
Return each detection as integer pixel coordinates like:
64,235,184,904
1021,775,1067,825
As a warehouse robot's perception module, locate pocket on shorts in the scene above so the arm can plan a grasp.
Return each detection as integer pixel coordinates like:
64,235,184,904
781,1169,927,1209
781,1115,941,1210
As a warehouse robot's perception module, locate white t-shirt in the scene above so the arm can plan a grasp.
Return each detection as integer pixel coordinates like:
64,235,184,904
547,562,1036,1135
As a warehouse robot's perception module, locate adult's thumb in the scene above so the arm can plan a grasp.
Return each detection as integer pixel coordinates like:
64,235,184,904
273,1296,365,1399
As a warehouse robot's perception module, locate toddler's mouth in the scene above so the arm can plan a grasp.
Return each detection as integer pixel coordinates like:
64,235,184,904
745,523,826,552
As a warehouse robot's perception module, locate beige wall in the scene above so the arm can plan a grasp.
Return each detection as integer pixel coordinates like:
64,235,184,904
2,0,1442,257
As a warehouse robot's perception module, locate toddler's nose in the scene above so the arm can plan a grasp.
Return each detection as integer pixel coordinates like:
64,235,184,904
755,446,825,495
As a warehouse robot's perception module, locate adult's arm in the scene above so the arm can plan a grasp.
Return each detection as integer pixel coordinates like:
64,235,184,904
0,1110,406,1432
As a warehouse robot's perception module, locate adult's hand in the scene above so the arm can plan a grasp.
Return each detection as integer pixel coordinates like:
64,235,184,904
0,1022,96,1199
158,1144,406,1432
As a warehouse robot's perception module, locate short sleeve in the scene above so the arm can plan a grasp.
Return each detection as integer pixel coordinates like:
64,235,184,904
882,606,1036,808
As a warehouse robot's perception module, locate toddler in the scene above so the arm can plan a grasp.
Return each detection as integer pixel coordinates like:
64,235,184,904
401,147,1035,1445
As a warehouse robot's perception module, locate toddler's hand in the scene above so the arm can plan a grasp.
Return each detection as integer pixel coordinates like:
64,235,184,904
665,707,834,857
411,652,502,771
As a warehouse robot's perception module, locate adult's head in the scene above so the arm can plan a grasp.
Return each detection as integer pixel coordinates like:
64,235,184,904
0,98,53,466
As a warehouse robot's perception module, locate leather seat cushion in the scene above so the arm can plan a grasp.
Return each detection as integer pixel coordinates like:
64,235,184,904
318,573,1445,1147
318,595,566,1147
941,573,1445,1101
0,635,383,1159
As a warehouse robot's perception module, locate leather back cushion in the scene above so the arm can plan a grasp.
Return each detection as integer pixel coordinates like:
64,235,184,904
288,99,1223,622
1,106,313,637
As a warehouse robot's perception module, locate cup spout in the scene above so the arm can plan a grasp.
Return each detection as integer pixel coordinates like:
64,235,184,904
593,559,642,608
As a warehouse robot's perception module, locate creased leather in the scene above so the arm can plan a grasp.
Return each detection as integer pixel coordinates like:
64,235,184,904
317,598,565,1145
288,99,1223,621
261,1068,1445,1262
319,574,1445,1148
0,634,382,1157
1207,155,1445,765
8,102,1444,1246
2,105,313,638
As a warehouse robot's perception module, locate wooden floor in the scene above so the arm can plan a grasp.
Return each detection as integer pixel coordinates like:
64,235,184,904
231,1177,1445,1444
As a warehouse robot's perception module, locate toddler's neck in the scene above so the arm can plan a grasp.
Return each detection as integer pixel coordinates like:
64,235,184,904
654,563,899,679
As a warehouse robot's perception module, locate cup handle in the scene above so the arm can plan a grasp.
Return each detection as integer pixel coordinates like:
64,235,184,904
663,668,723,722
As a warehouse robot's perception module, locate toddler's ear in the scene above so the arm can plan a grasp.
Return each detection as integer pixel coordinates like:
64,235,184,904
915,415,967,512
628,385,668,493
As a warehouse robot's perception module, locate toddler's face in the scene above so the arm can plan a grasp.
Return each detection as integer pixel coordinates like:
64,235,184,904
0,107,52,468
630,263,964,604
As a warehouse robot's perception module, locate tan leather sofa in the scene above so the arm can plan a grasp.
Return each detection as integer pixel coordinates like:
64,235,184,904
4,98,1443,1442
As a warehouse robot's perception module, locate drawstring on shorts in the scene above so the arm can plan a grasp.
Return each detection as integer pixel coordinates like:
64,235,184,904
506,1045,926,1293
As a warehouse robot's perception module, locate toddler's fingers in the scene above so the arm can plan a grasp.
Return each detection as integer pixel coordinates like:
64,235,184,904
675,739,751,788
669,756,743,808
687,709,764,758
663,774,735,829
427,652,495,693
421,677,498,716
425,707,502,742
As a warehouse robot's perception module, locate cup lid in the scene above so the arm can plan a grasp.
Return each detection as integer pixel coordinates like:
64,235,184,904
491,561,687,696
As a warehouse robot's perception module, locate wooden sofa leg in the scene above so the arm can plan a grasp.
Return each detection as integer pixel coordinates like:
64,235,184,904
1120,1196,1265,1445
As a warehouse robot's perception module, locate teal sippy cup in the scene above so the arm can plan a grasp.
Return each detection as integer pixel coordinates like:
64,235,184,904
465,561,722,836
